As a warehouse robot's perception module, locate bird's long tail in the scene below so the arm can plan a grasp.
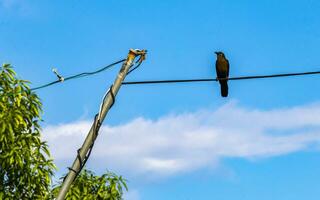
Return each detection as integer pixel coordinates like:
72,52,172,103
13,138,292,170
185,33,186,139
220,81,228,97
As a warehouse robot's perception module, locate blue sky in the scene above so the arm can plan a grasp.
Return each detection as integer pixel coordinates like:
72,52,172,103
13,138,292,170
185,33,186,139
1,0,320,199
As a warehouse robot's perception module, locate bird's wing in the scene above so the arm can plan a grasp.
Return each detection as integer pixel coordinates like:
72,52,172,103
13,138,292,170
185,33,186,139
226,59,230,77
215,60,220,77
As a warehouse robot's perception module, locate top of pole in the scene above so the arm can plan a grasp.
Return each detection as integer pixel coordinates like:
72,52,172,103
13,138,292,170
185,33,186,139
129,49,147,63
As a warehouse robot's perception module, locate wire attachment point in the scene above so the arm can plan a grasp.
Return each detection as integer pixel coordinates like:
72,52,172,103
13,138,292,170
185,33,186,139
136,51,147,64
127,49,148,75
52,68,65,82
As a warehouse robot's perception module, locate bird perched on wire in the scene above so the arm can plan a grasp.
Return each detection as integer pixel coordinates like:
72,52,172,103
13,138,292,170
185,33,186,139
215,51,229,97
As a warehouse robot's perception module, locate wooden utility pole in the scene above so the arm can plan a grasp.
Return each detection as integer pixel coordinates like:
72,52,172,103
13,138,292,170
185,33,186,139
56,49,147,200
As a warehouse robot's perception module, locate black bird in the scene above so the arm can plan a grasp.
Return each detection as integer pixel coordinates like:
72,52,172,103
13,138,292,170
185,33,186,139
215,51,229,97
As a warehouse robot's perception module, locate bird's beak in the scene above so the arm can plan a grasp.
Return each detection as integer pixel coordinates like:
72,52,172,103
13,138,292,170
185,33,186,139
214,52,219,55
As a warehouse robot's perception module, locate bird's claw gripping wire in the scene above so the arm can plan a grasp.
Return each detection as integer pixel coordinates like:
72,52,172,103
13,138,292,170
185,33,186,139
52,68,65,82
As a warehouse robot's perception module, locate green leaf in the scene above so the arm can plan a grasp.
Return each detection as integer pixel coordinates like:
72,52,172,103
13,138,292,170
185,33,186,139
0,64,56,199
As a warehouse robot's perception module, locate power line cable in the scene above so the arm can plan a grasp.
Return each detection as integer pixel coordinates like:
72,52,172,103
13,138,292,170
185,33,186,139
126,62,142,75
122,70,320,85
126,51,146,75
30,59,126,91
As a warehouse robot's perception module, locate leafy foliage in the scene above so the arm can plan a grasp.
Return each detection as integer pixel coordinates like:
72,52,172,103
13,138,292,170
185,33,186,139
0,64,127,199
51,169,128,200
0,64,56,199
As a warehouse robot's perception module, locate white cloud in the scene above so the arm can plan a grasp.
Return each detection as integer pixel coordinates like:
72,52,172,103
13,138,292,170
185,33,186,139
42,101,320,178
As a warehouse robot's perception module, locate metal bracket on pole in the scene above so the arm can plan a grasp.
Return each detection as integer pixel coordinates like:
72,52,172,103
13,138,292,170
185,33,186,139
56,48,147,200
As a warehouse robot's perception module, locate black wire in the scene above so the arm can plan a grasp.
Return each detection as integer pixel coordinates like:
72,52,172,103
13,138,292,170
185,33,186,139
109,85,115,108
64,84,116,183
78,114,101,173
123,78,214,85
30,80,61,91
127,61,142,75
122,70,320,85
64,59,125,80
65,115,101,183
31,59,126,91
